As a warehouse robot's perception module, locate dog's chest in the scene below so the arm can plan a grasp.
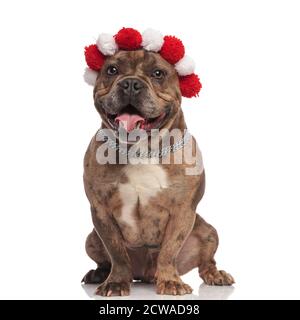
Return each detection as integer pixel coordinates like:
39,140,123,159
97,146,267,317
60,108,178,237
117,164,169,231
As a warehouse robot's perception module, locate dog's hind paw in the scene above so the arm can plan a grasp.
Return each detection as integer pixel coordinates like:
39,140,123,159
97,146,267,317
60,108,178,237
81,267,110,284
201,269,235,286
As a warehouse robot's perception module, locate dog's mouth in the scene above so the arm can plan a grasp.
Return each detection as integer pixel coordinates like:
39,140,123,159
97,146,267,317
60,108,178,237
105,104,168,132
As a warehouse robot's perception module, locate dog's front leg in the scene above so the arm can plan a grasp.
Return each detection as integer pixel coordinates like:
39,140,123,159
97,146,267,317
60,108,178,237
91,206,132,296
156,207,195,295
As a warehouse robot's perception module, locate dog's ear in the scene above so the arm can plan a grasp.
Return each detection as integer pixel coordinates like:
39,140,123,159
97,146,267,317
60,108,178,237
83,68,98,86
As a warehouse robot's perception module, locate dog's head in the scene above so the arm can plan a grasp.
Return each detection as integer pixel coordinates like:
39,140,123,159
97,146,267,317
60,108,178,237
93,49,182,132
84,28,202,133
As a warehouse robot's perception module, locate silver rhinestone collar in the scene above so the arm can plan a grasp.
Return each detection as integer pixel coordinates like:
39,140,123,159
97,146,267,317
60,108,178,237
96,129,191,159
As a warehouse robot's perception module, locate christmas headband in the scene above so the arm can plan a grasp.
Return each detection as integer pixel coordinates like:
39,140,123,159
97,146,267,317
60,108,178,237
84,27,202,98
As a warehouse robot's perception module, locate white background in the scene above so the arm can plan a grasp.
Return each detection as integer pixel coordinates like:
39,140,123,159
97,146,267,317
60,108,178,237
0,0,300,300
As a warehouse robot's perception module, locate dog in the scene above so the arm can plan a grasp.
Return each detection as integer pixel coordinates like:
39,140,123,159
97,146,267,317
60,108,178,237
82,46,234,296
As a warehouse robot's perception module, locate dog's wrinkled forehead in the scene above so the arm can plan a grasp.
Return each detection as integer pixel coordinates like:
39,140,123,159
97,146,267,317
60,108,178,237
101,50,176,78
109,50,172,71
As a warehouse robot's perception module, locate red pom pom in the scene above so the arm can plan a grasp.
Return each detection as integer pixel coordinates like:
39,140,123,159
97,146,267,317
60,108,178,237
115,27,142,50
179,73,202,98
84,44,105,71
159,36,185,64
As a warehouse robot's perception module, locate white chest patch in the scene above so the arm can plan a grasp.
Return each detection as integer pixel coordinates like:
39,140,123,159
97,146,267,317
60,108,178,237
118,164,169,229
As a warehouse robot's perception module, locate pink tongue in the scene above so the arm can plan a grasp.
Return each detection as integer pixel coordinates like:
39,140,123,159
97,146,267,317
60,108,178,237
115,113,145,132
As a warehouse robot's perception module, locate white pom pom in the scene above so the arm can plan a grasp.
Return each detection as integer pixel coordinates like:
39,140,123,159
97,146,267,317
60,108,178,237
142,28,164,52
96,33,118,56
83,68,98,86
175,55,196,76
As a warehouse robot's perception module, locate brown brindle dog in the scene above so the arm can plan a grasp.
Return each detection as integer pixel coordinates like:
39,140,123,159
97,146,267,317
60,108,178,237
82,50,234,296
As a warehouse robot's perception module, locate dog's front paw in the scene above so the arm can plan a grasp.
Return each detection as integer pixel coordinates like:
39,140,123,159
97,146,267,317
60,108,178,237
95,281,130,297
201,269,235,286
156,279,193,295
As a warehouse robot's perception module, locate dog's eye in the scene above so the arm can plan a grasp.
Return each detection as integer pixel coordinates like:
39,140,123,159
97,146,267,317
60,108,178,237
107,66,118,76
152,69,164,79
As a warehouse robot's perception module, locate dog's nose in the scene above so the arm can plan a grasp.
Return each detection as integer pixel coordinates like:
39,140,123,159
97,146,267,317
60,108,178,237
118,78,144,96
